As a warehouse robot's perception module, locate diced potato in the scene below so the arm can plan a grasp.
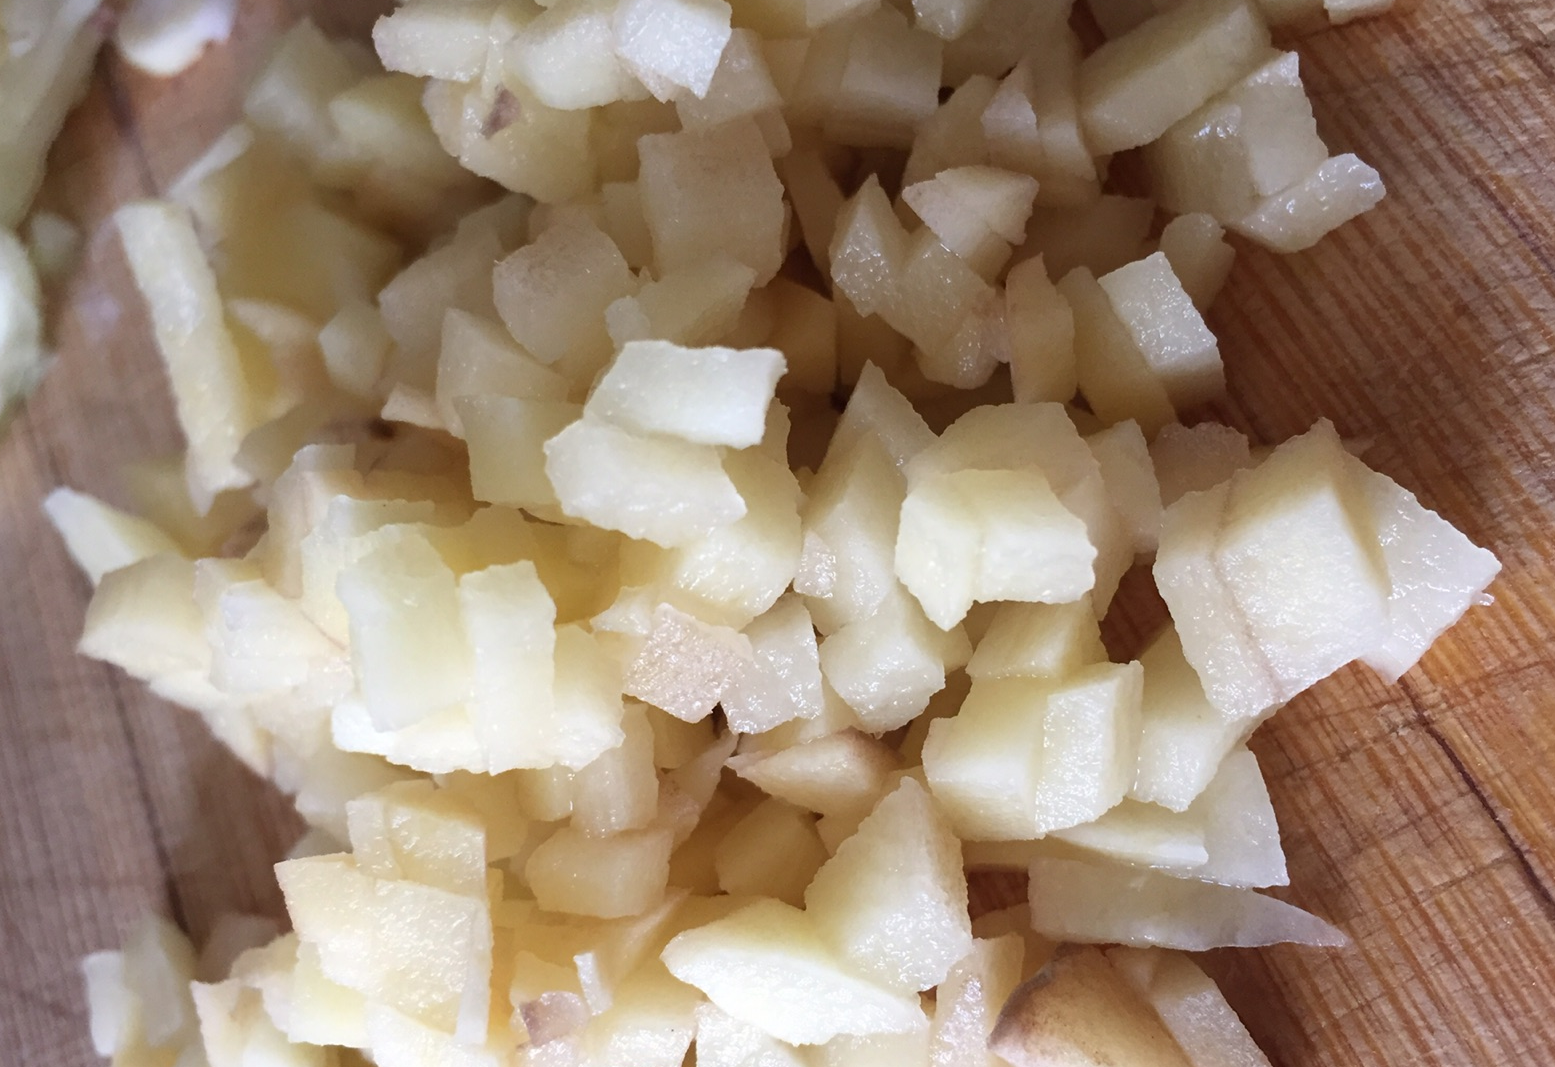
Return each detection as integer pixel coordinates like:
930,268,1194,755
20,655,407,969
616,602,752,722
902,75,996,188
461,396,581,514
988,947,1192,1067
586,340,785,448
1154,420,1391,718
722,595,825,732
828,362,937,472
729,728,901,819
1156,213,1236,311
243,20,360,173
939,0,1063,84
345,781,487,897
806,778,972,993
436,309,569,434
799,433,906,631
1027,853,1346,949
814,1028,932,1067
606,257,758,350
896,467,1097,629
824,9,943,149
286,941,369,1048
1050,799,1211,871
1005,256,1078,405
1150,421,1255,506
1098,252,1225,411
922,662,1143,839
715,798,830,906
506,0,647,110
117,201,263,509
1130,625,1265,812
1060,266,1177,436
676,29,783,132
79,554,209,682
277,855,491,1033
44,487,185,585
661,899,927,1045
318,301,391,400
1105,948,1274,1067
493,209,634,381
778,148,846,274
372,1,495,82
526,825,675,918
1078,0,1272,155
1087,421,1164,555
638,118,787,285
612,0,733,100
545,418,746,547
1231,153,1385,252
820,588,971,732
379,230,502,389
828,176,911,320
965,598,1105,681
901,166,1038,278
1354,458,1500,681
927,935,1025,1066
570,703,660,836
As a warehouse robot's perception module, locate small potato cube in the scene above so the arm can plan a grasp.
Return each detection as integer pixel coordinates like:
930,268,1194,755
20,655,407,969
913,0,992,40
820,589,971,732
1155,420,1391,718
928,936,1025,1067
436,310,569,435
826,9,943,149
623,604,755,722
570,703,660,836
345,781,487,897
721,595,825,733
1005,257,1078,404
1060,267,1176,436
966,598,1105,681
728,728,901,819
800,433,906,631
714,798,829,905
44,487,184,585
373,2,495,82
1086,420,1164,555
1105,948,1275,1067
903,75,997,188
828,176,912,320
493,209,635,375
988,947,1192,1067
606,256,757,349
639,119,787,285
423,78,597,204
526,825,674,918
676,29,783,130
661,899,927,1045
1156,213,1236,311
901,166,1038,278
778,148,846,274
79,554,209,681
507,0,647,110
1078,0,1272,155
1188,746,1288,888
545,418,746,547
1231,153,1385,253
612,0,733,100
1150,421,1254,506
806,779,973,993
319,301,390,400
586,339,785,448
897,467,1097,629
1098,252,1224,411
827,362,937,472
458,399,582,510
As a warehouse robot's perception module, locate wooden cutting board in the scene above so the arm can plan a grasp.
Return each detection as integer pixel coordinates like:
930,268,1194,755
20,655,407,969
2,1,1552,1064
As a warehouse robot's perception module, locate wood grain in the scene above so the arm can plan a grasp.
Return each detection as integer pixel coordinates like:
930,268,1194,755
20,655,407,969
3,1,1553,1065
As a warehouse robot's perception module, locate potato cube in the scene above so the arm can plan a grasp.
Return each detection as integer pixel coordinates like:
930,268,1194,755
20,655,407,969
623,603,755,722
940,0,1064,84
1049,799,1210,871
1156,213,1236,311
612,0,733,100
422,78,597,204
966,598,1105,681
820,589,971,732
902,75,996,188
1099,252,1224,411
714,798,829,906
1146,51,1327,221
661,899,926,1045
606,256,757,350
436,310,568,435
1078,0,1272,155
507,0,647,110
927,936,1024,1067
1105,948,1275,1067
722,595,825,732
570,703,660,836
79,554,208,682
493,209,634,376
676,29,782,128
587,339,785,448
806,779,972,993
319,301,391,399
545,418,746,547
373,1,494,82
1005,257,1078,404
345,781,487,898
896,467,1097,629
814,1029,932,1067
639,119,786,285
1185,746,1288,888
988,947,1192,1067
525,825,674,918
800,433,906,631
1354,459,1500,682
912,0,992,40
826,9,943,149
901,166,1038,278
729,729,901,819
1155,420,1391,717
1086,421,1164,555
286,942,368,1048
1231,153,1385,252
828,362,936,472
1025,854,1345,949
242,20,358,173
778,148,846,274
1060,266,1176,436
1150,421,1254,506
44,487,184,586
1130,625,1263,812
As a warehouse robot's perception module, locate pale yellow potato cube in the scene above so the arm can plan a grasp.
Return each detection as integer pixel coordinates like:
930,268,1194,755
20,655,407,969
436,309,568,434
721,594,825,732
988,947,1192,1067
1005,256,1079,405
506,0,647,110
1060,266,1176,436
675,28,782,128
1187,747,1287,888
639,119,786,284
820,588,971,731
927,935,1024,1067
605,257,757,350
695,1003,812,1067
966,598,1105,681
79,553,208,682
493,209,634,377
1157,213,1236,311
1099,251,1224,411
319,300,391,400
379,230,502,387
346,782,487,897
422,77,597,204
661,899,926,1045
901,166,1038,278
902,75,996,188
286,941,369,1048
460,397,580,514
1130,625,1264,812
778,148,846,274
1231,153,1385,253
612,0,733,100
1104,948,1274,1067
277,855,491,1033
1149,421,1254,506
117,200,262,509
242,20,359,174
1026,854,1344,949
799,434,906,631
1087,420,1164,555
570,703,660,836
1156,420,1391,718
372,1,495,82
43,487,184,586
829,175,912,319
813,1028,932,1067
729,728,901,819
825,9,943,149
1354,458,1500,682
575,958,703,1066
525,825,675,918
714,797,829,906
587,340,785,449
1078,0,1272,155
827,362,937,473
1049,799,1210,871
806,779,972,993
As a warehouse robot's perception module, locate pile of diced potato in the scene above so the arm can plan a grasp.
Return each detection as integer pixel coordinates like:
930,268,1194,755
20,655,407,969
48,0,1502,1065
